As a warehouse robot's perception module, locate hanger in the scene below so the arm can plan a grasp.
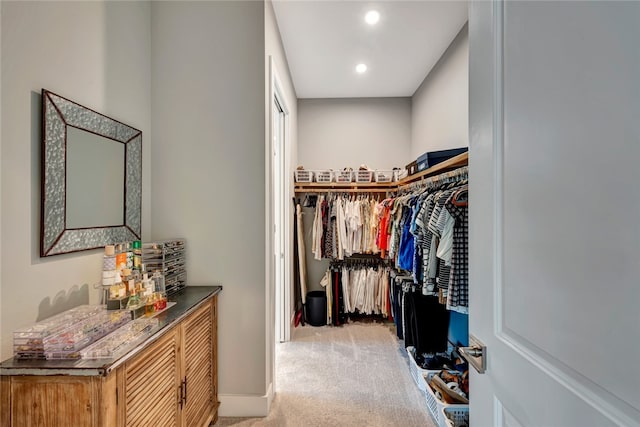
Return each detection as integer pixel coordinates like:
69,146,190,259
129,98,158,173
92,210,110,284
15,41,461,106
452,186,469,206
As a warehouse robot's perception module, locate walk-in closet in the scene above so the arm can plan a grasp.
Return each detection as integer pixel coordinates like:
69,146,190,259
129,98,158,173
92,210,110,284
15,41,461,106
269,2,472,425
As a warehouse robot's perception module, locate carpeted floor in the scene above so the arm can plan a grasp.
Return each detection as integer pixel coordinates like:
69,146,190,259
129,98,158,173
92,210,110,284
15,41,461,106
213,322,435,427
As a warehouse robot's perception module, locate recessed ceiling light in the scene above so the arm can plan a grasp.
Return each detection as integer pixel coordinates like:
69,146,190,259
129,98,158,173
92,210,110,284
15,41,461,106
356,63,367,73
365,10,380,25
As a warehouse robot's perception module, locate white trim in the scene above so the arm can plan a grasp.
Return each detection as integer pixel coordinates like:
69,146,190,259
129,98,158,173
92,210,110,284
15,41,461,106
270,58,292,344
265,56,275,409
218,384,273,417
492,0,505,338
493,396,503,427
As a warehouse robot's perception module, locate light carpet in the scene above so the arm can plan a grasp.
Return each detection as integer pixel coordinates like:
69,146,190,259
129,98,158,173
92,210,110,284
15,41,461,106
213,322,435,427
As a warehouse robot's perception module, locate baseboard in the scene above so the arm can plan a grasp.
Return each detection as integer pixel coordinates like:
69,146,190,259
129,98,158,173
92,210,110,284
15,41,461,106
218,383,274,417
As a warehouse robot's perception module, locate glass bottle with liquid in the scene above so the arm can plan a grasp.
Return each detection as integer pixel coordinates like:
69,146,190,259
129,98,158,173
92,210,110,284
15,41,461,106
133,240,142,271
115,243,127,273
151,270,167,311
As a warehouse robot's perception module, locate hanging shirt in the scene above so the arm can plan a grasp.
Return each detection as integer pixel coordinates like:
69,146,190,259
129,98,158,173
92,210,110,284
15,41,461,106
397,203,416,271
446,186,469,314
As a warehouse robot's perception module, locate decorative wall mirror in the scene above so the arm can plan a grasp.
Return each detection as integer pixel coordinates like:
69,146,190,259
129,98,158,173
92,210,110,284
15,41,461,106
41,89,142,256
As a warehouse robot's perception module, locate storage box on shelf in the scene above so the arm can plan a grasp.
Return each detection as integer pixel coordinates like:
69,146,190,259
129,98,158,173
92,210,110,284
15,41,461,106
416,148,468,173
441,406,469,427
315,170,333,183
294,170,313,183
335,170,353,183
13,305,105,359
142,239,186,296
374,170,394,183
420,371,469,427
406,160,419,176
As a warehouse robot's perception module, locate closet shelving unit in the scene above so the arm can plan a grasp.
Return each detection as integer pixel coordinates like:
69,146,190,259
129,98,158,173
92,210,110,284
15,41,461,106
293,152,468,193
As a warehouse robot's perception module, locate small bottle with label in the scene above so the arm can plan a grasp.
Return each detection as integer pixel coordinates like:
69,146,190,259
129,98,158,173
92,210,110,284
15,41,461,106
145,293,156,316
125,242,134,269
133,240,142,271
115,243,127,273
151,270,167,311
127,288,141,309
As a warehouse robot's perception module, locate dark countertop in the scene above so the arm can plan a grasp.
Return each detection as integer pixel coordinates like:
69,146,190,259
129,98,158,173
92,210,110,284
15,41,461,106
0,285,222,377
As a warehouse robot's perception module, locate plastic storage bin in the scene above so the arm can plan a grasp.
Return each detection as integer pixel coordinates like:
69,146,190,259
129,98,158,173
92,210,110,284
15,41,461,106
442,406,469,427
305,291,326,326
421,372,469,427
43,310,131,359
80,317,159,359
315,170,333,183
374,170,394,183
335,170,353,183
355,170,373,182
394,169,408,181
406,346,440,392
294,170,313,182
13,305,105,359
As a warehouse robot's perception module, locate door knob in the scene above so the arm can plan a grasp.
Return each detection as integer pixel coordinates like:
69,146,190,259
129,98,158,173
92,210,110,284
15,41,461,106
462,347,483,358
459,334,486,374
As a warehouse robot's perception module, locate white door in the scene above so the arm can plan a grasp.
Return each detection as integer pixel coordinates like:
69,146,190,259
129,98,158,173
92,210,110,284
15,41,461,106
469,2,640,426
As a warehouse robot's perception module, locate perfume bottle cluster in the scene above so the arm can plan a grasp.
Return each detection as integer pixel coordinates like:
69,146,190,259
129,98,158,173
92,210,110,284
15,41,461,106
102,242,167,317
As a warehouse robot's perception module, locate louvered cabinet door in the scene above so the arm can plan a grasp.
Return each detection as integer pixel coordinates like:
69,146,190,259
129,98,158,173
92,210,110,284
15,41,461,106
122,329,180,427
181,299,216,427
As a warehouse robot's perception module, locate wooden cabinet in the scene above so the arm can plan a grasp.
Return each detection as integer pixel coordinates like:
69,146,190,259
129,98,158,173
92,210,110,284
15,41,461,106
1,290,219,427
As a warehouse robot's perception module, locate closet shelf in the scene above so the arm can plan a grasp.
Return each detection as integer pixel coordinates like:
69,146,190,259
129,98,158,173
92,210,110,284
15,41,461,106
294,182,390,193
396,152,468,187
294,152,468,193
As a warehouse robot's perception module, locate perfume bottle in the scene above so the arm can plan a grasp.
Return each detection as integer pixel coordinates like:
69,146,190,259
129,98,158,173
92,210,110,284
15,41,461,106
115,243,127,273
132,240,142,271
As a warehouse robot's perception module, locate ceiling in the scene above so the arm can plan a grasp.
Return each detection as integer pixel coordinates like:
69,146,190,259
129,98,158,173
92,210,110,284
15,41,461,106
272,1,468,99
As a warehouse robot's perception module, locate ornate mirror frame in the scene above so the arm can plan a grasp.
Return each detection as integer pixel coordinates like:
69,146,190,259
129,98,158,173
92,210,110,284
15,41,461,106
41,89,142,256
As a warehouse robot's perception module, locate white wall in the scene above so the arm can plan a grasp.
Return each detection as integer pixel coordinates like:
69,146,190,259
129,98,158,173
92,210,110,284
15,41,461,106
150,0,268,412
297,98,411,171
0,1,151,361
411,23,468,159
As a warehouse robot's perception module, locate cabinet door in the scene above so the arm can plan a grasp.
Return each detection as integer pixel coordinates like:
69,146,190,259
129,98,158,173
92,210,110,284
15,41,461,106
181,298,216,427
3,376,100,426
122,329,180,427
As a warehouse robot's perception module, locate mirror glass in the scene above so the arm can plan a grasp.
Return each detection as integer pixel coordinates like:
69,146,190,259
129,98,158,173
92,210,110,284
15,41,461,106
66,127,125,228
41,89,142,256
